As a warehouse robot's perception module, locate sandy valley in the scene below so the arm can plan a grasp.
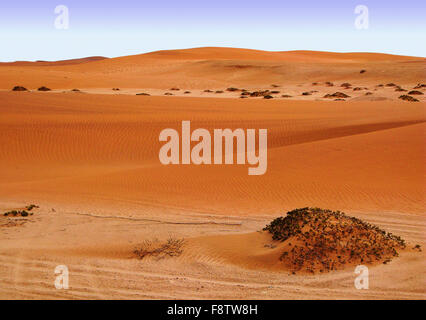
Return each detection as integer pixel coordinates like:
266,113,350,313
0,48,425,299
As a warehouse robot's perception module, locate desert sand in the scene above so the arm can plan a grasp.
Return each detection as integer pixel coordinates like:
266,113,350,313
0,48,425,299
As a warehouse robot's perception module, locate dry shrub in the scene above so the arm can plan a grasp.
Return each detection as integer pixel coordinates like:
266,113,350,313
264,208,406,273
134,237,184,260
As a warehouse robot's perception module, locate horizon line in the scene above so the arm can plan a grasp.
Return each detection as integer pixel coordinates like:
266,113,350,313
1,46,425,63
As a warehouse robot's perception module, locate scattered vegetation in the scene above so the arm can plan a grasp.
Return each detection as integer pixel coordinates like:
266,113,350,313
12,86,28,91
3,204,39,218
133,237,185,260
395,87,407,92
413,83,425,89
323,92,350,99
38,86,51,91
249,90,270,97
413,244,422,252
263,208,407,274
4,210,32,217
25,204,39,211
360,69,366,74
340,83,352,88
226,87,239,92
399,95,419,102
263,95,273,99
407,90,423,95
136,92,150,96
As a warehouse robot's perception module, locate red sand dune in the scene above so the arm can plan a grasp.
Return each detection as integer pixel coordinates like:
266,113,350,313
0,47,424,91
0,56,107,66
0,48,425,299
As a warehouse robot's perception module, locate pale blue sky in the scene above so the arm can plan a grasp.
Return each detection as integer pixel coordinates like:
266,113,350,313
0,0,425,61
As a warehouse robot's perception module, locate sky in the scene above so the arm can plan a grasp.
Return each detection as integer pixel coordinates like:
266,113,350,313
0,0,425,61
